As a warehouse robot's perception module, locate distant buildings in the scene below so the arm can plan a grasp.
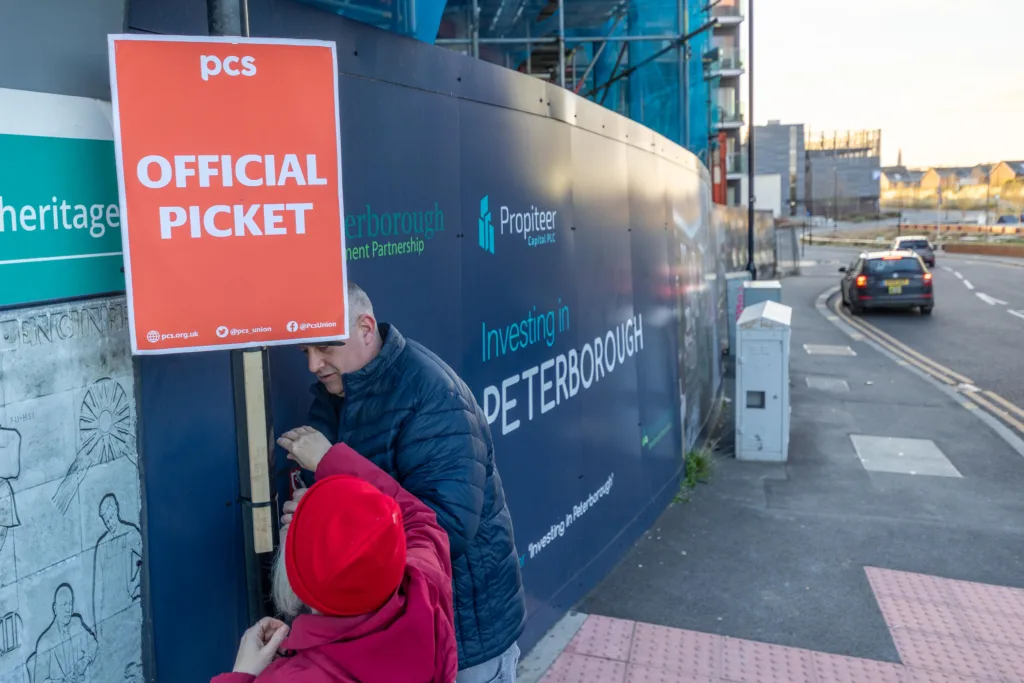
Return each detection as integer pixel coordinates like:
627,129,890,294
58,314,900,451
805,129,882,218
880,159,1024,210
879,166,924,192
748,123,880,218
750,121,805,216
990,161,1024,185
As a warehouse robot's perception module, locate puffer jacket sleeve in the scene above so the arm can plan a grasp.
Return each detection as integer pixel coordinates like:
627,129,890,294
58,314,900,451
392,395,488,558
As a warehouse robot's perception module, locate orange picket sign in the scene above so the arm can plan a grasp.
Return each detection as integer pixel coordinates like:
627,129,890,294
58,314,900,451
108,34,347,354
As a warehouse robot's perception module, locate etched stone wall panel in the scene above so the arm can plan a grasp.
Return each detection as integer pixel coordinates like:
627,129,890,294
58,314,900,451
0,296,140,683
1,395,76,495
10,482,82,581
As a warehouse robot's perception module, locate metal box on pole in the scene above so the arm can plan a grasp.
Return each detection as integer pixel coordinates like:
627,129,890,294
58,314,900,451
725,271,752,354
742,280,783,309
735,300,792,462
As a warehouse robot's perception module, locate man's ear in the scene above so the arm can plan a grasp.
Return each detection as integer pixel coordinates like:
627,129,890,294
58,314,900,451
360,314,377,340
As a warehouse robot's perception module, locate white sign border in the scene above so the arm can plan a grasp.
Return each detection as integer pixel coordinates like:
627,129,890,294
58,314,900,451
107,33,350,355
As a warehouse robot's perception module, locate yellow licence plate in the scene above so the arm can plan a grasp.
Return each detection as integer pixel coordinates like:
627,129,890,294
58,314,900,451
885,279,909,294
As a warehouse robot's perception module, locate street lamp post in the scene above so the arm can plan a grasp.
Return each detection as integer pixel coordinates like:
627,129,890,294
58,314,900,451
745,0,756,278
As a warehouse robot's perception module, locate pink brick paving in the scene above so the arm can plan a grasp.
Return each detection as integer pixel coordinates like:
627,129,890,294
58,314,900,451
538,568,1024,682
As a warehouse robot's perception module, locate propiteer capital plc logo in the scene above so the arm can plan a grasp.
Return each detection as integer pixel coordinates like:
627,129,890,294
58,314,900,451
478,195,495,254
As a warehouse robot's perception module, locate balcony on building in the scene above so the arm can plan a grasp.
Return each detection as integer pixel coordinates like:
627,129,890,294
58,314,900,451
727,152,746,179
707,48,744,78
712,1,744,25
714,101,744,130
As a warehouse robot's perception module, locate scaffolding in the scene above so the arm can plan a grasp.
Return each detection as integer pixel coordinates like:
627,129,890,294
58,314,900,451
805,129,882,219
435,0,719,158
805,129,881,159
294,0,721,160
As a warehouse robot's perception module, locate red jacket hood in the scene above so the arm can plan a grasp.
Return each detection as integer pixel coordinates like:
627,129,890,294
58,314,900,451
253,561,452,682
212,443,457,683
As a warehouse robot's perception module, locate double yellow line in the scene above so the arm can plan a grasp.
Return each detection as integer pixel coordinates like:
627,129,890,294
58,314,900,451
830,296,1024,434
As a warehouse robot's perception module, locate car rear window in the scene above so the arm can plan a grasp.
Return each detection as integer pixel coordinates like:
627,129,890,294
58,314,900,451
900,240,930,249
865,257,923,276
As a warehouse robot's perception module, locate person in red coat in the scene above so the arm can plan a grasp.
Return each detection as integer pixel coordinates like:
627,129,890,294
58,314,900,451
212,443,459,683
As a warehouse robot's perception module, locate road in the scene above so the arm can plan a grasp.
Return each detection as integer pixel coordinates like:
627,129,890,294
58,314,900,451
804,244,1024,424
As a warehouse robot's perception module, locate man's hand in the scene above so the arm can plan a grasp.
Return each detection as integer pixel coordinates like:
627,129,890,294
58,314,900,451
277,426,332,472
280,487,309,536
232,617,290,676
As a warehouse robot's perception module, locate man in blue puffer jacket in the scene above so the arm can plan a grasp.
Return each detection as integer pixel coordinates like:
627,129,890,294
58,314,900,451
289,282,526,681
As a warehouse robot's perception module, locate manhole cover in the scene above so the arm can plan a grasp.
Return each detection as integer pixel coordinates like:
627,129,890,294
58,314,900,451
850,435,962,478
806,376,850,392
803,344,857,356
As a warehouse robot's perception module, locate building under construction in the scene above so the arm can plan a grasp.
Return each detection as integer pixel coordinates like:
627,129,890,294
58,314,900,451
805,129,882,218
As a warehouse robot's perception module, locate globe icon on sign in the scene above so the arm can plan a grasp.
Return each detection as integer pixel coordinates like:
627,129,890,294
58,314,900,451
146,331,160,343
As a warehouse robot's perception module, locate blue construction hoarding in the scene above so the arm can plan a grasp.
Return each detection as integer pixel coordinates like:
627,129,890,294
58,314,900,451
127,1,776,679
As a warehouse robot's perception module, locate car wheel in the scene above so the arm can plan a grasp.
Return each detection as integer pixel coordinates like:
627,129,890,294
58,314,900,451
850,304,863,316
921,306,933,316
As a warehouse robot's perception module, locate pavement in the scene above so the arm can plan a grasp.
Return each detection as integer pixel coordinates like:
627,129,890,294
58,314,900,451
519,254,1024,682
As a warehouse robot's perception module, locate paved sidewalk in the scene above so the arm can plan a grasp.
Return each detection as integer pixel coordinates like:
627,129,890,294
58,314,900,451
521,259,1024,682
539,567,1024,682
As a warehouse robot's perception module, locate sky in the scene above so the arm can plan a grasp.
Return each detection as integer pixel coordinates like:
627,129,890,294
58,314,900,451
747,0,1024,168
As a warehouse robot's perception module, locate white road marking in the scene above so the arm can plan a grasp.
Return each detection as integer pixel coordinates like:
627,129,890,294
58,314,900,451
977,293,1008,306
954,271,964,279
941,265,954,273
1009,310,1024,322
963,280,975,290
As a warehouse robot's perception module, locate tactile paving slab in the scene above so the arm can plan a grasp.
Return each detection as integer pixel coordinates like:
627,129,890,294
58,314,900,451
811,652,906,683
564,615,636,661
981,640,1024,682
866,566,954,605
947,579,1024,618
720,636,816,683
902,669,994,683
539,653,628,683
628,623,721,678
624,665,717,683
891,630,1000,681
538,568,1024,683
961,609,1024,648
876,595,965,638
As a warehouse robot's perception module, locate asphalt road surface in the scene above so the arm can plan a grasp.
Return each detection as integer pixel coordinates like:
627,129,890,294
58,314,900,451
805,244,1024,416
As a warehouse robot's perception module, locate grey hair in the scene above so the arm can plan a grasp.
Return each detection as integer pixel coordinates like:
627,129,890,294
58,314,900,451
347,281,374,330
271,543,305,619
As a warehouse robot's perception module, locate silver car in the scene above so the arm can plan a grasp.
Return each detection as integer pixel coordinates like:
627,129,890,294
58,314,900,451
891,235,935,268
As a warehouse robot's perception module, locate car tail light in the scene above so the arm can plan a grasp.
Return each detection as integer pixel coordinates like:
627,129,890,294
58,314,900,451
923,273,933,283
856,275,868,288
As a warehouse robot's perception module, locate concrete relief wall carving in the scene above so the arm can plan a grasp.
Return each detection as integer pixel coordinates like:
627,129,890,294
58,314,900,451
0,297,141,683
